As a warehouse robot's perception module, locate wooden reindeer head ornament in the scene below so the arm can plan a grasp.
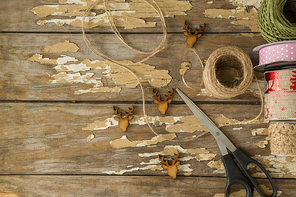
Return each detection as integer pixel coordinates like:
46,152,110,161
113,106,134,132
158,151,180,179
183,20,205,48
152,88,173,115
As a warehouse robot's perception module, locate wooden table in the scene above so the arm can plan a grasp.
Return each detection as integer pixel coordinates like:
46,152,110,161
1,0,295,196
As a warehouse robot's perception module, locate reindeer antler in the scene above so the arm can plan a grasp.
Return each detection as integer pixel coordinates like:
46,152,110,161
172,151,180,165
113,106,122,118
158,154,169,166
125,106,134,118
183,20,192,34
152,89,161,101
164,89,174,102
194,24,205,35
152,89,173,115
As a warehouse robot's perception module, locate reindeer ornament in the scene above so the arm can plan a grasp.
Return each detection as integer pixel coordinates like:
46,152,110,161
152,89,173,115
183,20,205,48
158,151,180,179
113,106,134,132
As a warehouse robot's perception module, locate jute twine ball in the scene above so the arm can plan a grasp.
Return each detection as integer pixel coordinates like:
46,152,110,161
203,46,254,99
258,0,296,43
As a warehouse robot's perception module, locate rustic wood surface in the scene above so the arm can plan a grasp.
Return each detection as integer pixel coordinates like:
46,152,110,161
0,33,266,102
1,0,294,196
0,0,258,33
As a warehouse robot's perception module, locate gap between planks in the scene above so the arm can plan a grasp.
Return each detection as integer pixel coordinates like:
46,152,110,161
0,31,262,35
0,100,262,105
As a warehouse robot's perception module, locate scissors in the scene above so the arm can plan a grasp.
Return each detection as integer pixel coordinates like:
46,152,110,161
176,88,277,197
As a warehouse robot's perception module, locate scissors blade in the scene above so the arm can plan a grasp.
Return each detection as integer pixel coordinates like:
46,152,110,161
216,139,229,156
176,88,236,153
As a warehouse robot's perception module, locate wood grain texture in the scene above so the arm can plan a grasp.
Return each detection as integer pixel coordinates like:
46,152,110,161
0,103,271,176
0,0,259,33
0,176,293,196
0,0,290,196
0,33,266,102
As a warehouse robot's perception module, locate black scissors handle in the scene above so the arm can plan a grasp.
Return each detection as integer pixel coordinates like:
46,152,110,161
222,154,253,197
232,148,277,197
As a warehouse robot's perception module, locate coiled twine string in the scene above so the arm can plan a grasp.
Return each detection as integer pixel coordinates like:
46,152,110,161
258,0,296,43
203,46,254,99
184,46,264,124
82,0,263,141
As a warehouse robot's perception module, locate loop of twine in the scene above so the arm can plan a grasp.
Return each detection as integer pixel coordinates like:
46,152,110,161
203,46,254,99
83,0,205,141
183,46,264,124
203,46,263,124
258,0,296,43
82,0,263,142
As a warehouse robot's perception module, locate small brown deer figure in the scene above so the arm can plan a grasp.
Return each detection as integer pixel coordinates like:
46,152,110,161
183,20,205,48
152,89,173,115
158,151,180,179
113,106,134,132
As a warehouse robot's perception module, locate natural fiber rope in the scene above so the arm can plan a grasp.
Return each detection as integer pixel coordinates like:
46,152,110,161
195,46,263,124
82,0,164,137
203,46,254,99
258,0,296,43
82,0,263,141
83,0,205,141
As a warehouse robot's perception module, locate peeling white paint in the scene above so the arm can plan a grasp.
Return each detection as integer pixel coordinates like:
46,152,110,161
109,134,177,149
180,62,191,76
87,134,94,142
103,165,159,175
252,128,268,136
59,0,89,6
253,139,268,148
83,114,264,134
204,0,261,32
207,159,226,174
138,145,216,176
51,72,102,85
75,86,121,94
31,0,192,29
57,55,78,64
54,62,90,72
42,40,79,52
28,51,171,94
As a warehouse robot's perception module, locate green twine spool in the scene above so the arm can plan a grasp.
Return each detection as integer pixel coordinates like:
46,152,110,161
258,0,296,43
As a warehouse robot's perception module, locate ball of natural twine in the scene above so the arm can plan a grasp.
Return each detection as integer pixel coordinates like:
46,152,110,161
258,0,296,43
203,46,254,99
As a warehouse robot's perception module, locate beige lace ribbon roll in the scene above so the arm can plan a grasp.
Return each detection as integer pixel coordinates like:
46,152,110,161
269,122,296,156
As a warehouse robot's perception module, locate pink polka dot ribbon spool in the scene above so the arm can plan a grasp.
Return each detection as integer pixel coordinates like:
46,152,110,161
253,40,296,66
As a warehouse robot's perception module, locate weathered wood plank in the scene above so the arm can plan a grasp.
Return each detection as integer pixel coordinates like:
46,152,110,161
0,33,266,101
1,103,292,180
0,0,260,33
0,175,291,196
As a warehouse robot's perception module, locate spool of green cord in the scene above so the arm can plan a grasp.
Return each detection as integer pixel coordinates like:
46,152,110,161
258,0,296,43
